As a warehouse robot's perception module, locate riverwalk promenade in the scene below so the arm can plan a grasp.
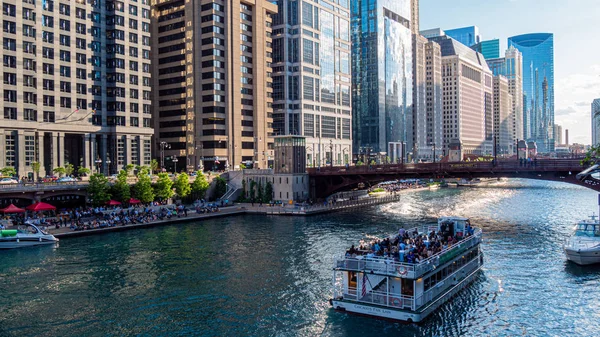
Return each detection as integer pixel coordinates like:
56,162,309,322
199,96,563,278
47,189,424,239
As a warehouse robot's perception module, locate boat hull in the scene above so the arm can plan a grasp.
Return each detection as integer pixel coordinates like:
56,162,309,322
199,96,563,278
0,237,58,249
565,248,600,265
331,266,482,323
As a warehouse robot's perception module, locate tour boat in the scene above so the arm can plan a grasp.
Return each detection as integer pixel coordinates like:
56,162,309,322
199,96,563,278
330,216,483,323
564,215,600,265
0,223,59,249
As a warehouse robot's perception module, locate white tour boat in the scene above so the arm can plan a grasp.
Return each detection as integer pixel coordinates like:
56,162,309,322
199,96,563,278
330,216,483,323
564,215,600,265
456,178,481,187
0,223,59,249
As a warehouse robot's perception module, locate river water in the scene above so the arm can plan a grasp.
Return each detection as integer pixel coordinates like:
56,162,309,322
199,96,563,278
1,180,599,337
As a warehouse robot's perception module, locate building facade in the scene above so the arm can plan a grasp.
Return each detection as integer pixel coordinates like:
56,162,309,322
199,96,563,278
419,28,444,39
472,39,500,59
152,0,276,171
429,36,493,155
352,0,413,160
592,100,600,146
487,46,524,154
553,124,563,146
0,0,154,178
444,26,481,47
270,0,352,168
508,33,554,152
493,76,513,156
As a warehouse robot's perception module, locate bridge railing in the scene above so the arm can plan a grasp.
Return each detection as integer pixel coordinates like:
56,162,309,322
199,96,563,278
0,181,89,192
308,159,584,175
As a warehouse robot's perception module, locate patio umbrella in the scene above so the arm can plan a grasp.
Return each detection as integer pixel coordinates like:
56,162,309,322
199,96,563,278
26,202,56,212
0,204,25,213
107,200,122,206
128,198,141,204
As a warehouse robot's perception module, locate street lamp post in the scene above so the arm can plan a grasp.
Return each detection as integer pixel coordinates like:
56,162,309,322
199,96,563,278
160,141,170,172
329,139,334,168
432,143,436,164
95,158,102,174
172,156,179,173
105,153,112,175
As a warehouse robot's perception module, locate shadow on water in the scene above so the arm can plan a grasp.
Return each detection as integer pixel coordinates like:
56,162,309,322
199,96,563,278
564,261,600,277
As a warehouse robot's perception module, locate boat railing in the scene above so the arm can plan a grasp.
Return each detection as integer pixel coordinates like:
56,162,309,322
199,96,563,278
334,228,482,278
340,286,414,310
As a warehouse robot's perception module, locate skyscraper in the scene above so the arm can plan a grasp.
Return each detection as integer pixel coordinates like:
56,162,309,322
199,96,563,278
0,0,154,178
553,124,563,145
487,46,524,154
352,0,413,160
271,0,352,167
429,36,493,155
508,33,555,152
472,39,500,59
152,0,276,171
444,26,481,47
493,76,513,156
592,100,600,146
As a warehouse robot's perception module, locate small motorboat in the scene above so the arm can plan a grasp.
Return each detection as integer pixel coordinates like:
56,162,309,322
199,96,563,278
0,223,59,249
564,215,600,265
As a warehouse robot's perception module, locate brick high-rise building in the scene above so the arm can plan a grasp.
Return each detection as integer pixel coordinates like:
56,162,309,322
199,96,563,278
152,0,276,171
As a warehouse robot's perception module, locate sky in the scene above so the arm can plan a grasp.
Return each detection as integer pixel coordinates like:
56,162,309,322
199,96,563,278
420,0,600,145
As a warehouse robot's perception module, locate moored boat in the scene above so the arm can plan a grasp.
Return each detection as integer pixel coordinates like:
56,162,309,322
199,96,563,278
330,217,483,323
0,223,59,249
564,215,600,265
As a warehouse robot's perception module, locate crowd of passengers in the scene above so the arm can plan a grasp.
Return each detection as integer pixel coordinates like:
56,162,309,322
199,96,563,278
68,206,190,231
345,222,476,264
374,181,424,193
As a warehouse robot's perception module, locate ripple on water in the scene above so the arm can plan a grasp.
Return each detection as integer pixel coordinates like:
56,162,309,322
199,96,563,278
0,180,599,336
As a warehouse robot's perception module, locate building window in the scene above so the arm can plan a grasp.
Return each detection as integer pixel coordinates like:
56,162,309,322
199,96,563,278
5,134,15,167
143,139,151,165
25,136,35,166
131,139,139,164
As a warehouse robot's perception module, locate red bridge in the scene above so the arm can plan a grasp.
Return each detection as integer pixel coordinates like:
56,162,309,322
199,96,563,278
307,159,596,198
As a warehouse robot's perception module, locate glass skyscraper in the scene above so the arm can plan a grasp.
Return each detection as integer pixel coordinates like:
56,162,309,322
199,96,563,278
351,0,413,159
508,33,554,152
472,39,500,59
444,26,481,47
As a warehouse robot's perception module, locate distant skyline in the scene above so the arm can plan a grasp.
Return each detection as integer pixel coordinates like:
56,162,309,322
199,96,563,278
420,0,599,145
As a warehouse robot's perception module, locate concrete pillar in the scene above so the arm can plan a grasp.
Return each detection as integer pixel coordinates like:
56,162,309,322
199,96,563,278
125,134,132,167
51,132,58,172
90,135,97,173
101,134,108,174
57,132,65,167
0,130,6,169
17,130,26,178
37,132,46,177
82,134,90,170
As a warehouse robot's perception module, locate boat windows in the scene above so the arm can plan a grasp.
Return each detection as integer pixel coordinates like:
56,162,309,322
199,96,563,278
575,224,599,237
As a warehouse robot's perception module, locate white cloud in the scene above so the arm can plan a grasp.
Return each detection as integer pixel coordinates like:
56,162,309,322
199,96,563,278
554,64,600,145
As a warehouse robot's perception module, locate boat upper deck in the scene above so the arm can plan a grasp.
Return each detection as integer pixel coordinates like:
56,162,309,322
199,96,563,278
334,219,482,279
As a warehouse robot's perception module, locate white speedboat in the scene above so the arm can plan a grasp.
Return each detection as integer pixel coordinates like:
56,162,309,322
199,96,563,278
0,223,59,249
564,215,600,265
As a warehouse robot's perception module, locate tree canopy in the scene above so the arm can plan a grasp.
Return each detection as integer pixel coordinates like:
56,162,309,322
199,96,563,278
88,173,111,206
111,170,131,203
174,172,191,199
191,173,209,200
134,167,154,203
154,172,174,200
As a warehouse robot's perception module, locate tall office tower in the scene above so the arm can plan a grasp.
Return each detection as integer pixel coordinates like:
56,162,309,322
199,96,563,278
413,35,442,161
487,46,524,154
444,26,481,47
553,124,563,145
428,36,493,155
493,76,513,156
0,0,153,178
508,33,554,152
352,0,413,161
472,39,500,59
419,28,444,39
565,129,569,145
270,0,352,167
152,0,276,171
592,100,600,146
410,0,419,34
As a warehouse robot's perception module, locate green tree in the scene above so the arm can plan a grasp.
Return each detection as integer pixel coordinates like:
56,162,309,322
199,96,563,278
31,162,41,181
239,163,247,169
257,181,264,202
356,161,364,166
150,159,159,175
174,172,191,199
112,170,131,203
154,172,174,201
1,167,16,177
191,173,209,200
214,176,227,199
134,167,154,203
53,167,66,177
582,145,600,166
88,173,111,206
249,180,256,202
125,164,135,176
78,166,91,177
263,181,273,203
64,163,74,176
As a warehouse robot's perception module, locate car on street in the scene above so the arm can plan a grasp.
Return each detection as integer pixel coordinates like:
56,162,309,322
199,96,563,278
0,177,18,184
57,176,77,183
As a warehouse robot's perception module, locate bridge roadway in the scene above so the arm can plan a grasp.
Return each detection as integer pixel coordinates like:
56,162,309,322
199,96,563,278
307,159,595,198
